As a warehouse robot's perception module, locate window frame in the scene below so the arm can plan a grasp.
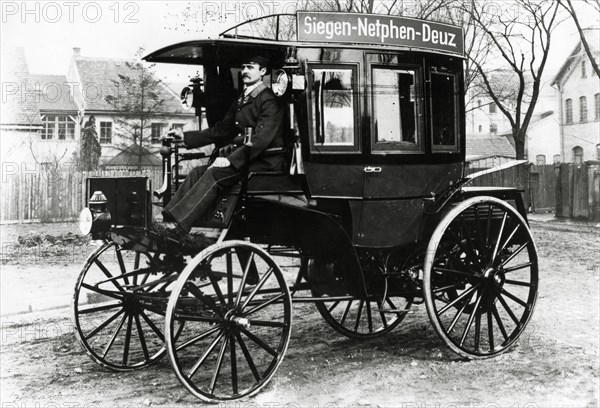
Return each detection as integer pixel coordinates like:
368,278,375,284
40,115,75,140
151,122,165,144
369,63,424,154
536,154,546,165
580,96,588,123
99,121,113,145
565,98,573,124
429,70,460,153
307,63,361,154
572,146,583,164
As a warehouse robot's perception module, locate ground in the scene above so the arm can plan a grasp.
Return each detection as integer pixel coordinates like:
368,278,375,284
0,219,598,408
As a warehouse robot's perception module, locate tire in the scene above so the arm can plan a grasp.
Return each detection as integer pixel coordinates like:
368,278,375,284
423,196,539,359
165,241,292,402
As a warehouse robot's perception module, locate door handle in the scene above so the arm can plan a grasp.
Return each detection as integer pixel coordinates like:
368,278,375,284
363,166,382,173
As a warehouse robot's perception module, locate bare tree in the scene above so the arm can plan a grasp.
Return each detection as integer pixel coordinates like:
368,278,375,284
557,0,600,77
464,0,563,159
300,0,453,17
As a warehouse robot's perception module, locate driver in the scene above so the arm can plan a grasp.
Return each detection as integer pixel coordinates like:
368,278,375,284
159,55,284,239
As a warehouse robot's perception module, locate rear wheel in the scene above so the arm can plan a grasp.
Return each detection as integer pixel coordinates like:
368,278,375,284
165,241,292,402
73,242,180,370
423,196,538,359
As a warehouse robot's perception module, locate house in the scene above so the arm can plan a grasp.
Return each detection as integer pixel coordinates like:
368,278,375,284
551,29,600,163
66,48,198,167
0,47,43,166
29,74,80,166
524,110,561,165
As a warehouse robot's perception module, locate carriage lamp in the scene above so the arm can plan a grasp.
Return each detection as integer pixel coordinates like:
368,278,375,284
79,190,112,237
180,76,204,111
271,69,289,97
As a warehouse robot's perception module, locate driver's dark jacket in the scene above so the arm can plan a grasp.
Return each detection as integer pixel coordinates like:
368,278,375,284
182,83,284,171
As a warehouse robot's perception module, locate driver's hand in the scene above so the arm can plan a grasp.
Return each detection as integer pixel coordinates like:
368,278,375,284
209,157,231,168
162,128,183,140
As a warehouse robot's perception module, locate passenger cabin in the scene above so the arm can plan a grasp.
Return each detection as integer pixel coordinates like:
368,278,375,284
144,12,466,248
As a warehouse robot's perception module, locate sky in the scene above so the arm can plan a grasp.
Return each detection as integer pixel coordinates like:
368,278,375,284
1,0,599,87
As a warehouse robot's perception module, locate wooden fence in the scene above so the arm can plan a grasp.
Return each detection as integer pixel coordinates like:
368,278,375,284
0,168,163,223
555,162,600,221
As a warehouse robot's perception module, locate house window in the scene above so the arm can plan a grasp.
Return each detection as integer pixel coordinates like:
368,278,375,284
595,93,599,120
536,154,546,165
477,100,481,107
371,66,421,152
151,123,164,144
553,154,561,163
41,115,76,140
580,96,588,122
565,99,573,124
478,125,482,133
581,60,587,78
489,103,497,113
490,123,498,134
309,65,359,152
172,123,185,131
572,146,583,164
99,122,112,144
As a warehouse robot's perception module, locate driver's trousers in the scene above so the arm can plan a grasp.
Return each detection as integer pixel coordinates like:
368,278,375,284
162,165,243,232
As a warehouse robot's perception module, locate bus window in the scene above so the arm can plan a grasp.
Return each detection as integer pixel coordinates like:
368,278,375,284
310,65,359,152
372,67,421,153
430,72,459,151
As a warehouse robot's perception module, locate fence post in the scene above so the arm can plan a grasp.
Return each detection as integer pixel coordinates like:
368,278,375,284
586,160,600,221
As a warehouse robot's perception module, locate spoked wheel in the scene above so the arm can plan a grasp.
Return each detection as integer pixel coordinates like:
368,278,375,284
424,196,539,359
314,294,412,339
165,241,292,402
73,242,181,370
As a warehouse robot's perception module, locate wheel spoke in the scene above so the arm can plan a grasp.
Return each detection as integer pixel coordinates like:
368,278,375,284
504,279,533,287
78,301,122,315
491,304,509,341
446,289,476,333
354,301,364,331
176,325,222,352
487,308,495,351
432,282,466,294
239,327,277,357
497,224,521,258
84,308,124,340
209,335,228,394
327,300,341,313
235,331,261,381
115,248,130,285
490,212,508,263
123,315,133,365
102,312,127,359
242,294,285,317
188,331,226,380
140,311,165,342
340,300,352,325
502,262,533,274
366,301,373,333
377,301,388,329
500,288,529,308
94,259,126,293
230,334,238,395
499,241,530,268
437,284,479,316
235,252,255,307
474,307,482,352
240,267,274,310
226,251,234,307
497,294,521,326
459,288,484,347
81,283,124,301
433,267,475,278
134,314,150,362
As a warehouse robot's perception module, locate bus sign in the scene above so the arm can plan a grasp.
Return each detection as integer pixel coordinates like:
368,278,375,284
297,11,464,56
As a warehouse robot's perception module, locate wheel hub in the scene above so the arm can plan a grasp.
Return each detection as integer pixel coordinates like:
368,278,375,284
224,309,251,329
123,294,143,315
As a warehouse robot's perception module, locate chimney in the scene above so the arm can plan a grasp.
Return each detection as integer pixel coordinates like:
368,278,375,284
73,47,81,56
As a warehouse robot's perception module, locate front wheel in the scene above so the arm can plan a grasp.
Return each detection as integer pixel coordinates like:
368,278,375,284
423,196,539,359
165,241,292,402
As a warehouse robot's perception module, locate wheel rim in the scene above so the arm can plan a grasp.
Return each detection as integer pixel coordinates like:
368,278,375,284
424,197,539,359
165,241,292,402
73,242,178,370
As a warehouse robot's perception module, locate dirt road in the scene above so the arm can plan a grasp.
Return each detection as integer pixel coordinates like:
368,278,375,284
1,220,598,407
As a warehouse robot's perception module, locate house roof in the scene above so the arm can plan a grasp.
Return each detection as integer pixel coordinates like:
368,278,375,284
74,56,188,114
30,74,79,113
0,47,42,126
466,133,516,159
552,29,599,86
101,144,161,167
